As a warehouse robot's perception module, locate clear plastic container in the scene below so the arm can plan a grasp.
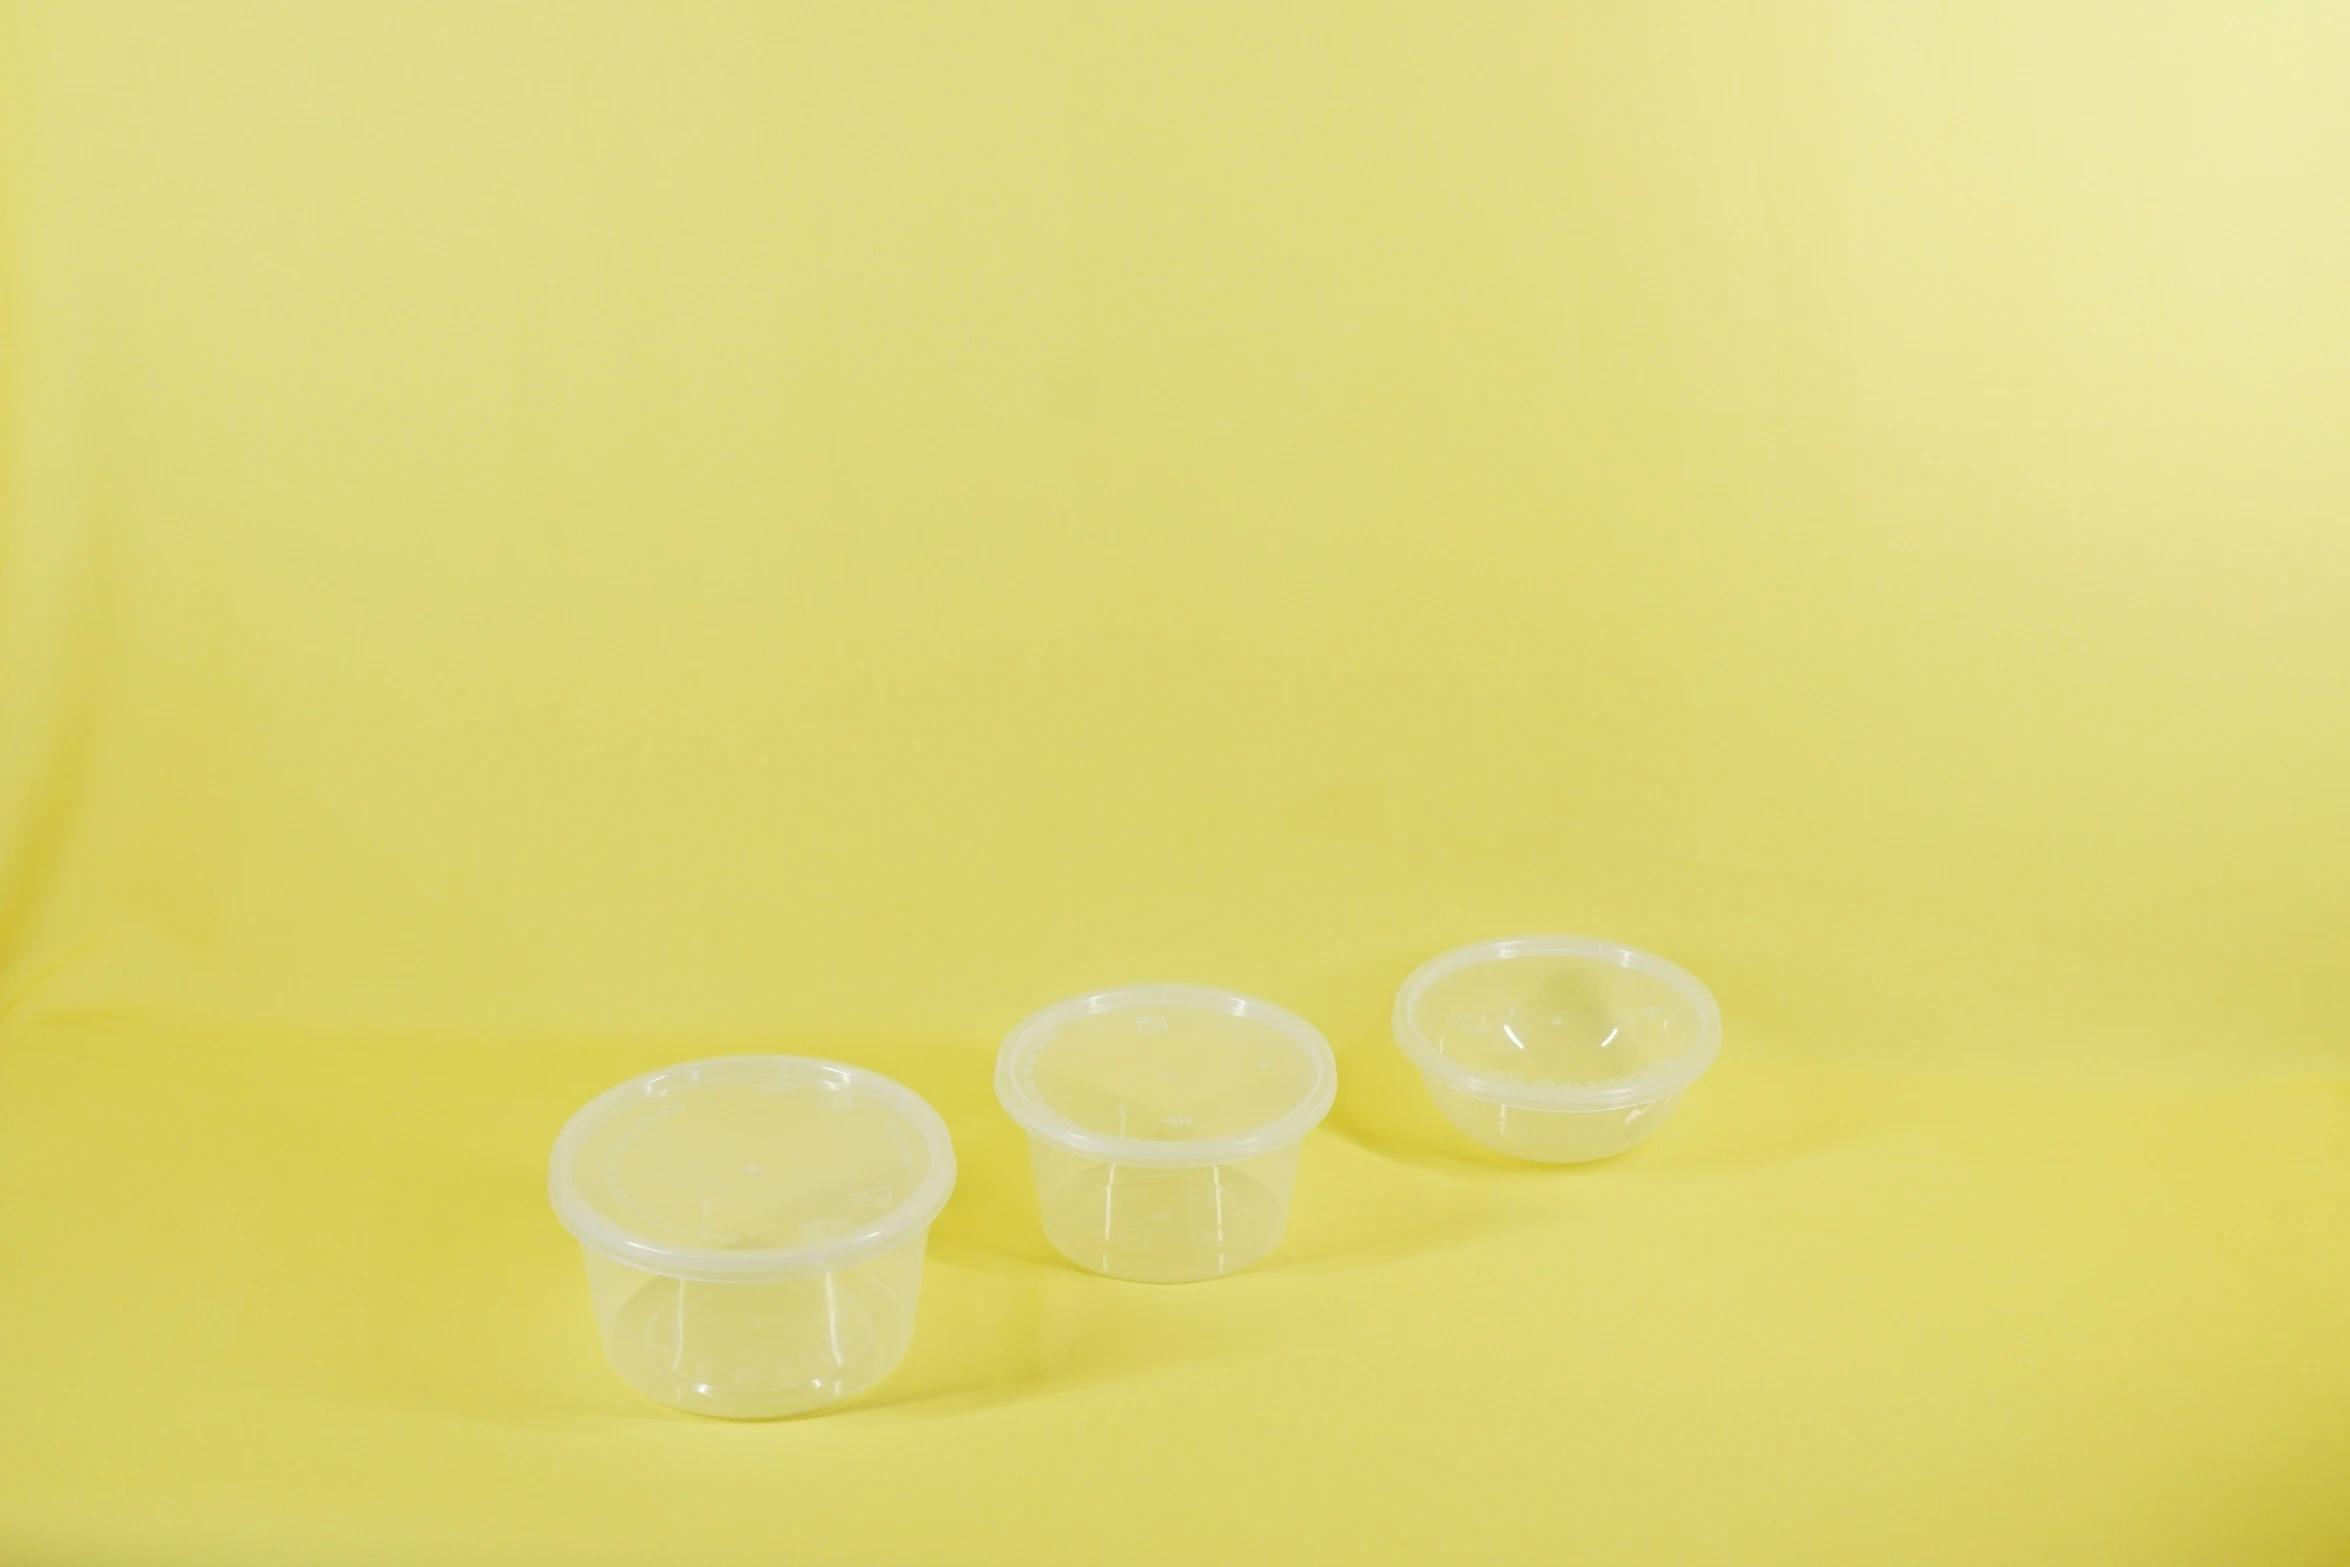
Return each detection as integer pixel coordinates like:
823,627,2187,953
995,985,1337,1283
548,1055,955,1418
1392,936,1721,1163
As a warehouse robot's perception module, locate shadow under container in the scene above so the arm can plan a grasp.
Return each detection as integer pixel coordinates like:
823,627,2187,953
549,1055,956,1419
1393,936,1722,1163
996,984,1338,1284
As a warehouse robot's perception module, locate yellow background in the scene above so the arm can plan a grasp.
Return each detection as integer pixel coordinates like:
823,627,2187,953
3,3,2347,1562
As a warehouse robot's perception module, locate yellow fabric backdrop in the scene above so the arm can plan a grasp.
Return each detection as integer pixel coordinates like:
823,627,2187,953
3,3,2347,1562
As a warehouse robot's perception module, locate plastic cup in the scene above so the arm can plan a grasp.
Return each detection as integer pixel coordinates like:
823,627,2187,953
995,985,1337,1283
548,1055,955,1418
1392,936,1721,1163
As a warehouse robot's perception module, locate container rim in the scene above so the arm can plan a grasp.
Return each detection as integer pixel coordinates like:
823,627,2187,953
548,1055,957,1283
995,983,1338,1167
1392,936,1722,1111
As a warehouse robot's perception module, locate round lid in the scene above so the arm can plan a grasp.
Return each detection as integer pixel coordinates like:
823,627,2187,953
1393,936,1722,1110
548,1056,955,1283
995,985,1337,1166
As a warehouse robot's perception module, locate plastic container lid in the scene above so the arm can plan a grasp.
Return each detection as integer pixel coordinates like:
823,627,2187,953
1392,936,1722,1110
995,984,1338,1166
549,1055,956,1283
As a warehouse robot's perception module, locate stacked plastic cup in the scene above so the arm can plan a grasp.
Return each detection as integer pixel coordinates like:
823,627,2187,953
549,1056,955,1418
995,984,1337,1283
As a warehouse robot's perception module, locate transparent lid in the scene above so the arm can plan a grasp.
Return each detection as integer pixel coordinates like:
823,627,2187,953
995,985,1337,1166
548,1056,955,1282
1393,936,1722,1109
